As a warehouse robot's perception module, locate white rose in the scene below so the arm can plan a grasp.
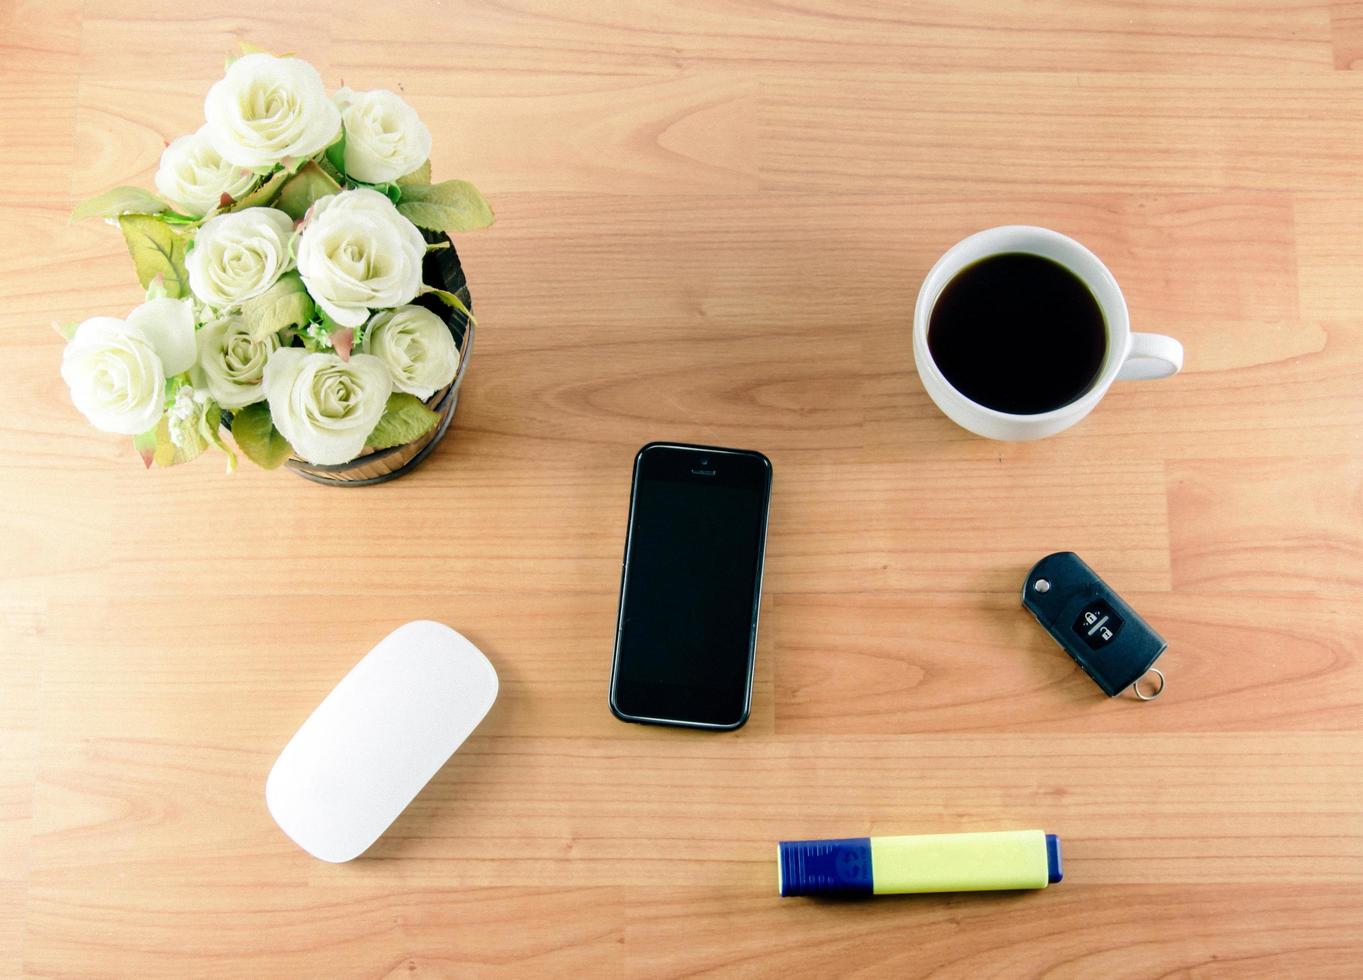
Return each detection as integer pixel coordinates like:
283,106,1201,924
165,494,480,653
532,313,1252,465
61,299,194,435
333,87,432,184
361,305,459,400
192,314,281,409
154,126,257,217
263,348,392,464
125,297,197,376
296,188,426,328
204,53,341,169
186,207,295,310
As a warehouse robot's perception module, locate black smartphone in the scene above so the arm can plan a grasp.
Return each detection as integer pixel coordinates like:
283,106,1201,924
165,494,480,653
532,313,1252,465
609,442,773,731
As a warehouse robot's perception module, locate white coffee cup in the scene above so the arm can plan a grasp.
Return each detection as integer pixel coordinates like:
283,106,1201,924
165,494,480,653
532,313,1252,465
913,226,1183,441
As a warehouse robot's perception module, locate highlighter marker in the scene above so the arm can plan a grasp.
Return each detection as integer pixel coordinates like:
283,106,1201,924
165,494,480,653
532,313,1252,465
778,829,1062,897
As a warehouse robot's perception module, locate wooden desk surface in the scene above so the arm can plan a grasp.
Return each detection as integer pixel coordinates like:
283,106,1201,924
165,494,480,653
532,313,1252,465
3,1,1362,976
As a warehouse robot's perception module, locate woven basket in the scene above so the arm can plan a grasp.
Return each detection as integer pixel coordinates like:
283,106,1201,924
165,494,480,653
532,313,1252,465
284,235,473,487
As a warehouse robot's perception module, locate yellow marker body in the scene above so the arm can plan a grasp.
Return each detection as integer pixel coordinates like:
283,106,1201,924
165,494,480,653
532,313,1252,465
871,830,1050,893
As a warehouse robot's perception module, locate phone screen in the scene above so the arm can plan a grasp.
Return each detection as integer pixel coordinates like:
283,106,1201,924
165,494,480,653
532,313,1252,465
610,443,772,729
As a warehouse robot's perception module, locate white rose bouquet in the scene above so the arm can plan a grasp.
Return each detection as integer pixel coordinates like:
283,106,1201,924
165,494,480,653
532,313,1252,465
63,45,491,472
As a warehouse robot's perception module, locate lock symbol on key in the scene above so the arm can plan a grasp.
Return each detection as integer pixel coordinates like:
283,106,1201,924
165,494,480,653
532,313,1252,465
1074,600,1123,650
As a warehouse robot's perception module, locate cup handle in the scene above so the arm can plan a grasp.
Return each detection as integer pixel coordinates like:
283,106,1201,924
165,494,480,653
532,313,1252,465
1117,332,1184,381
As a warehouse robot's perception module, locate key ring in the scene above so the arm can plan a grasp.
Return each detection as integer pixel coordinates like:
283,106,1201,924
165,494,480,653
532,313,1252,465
1131,667,1165,701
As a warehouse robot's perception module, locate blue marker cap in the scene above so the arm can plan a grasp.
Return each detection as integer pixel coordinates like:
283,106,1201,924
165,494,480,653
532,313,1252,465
778,838,873,897
1046,833,1064,884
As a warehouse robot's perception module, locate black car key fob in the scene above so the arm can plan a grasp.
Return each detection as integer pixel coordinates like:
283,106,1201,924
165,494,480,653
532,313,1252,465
1022,552,1167,700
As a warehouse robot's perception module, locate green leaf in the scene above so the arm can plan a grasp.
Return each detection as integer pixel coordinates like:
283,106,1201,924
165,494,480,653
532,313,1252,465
227,168,289,212
201,402,237,473
397,160,430,186
230,401,294,469
240,272,313,341
279,154,313,175
52,320,79,341
396,179,495,233
151,414,206,468
144,275,170,301
366,393,439,450
325,130,347,180
70,186,167,223
275,160,341,220
317,153,344,184
421,285,475,323
132,428,158,468
118,214,190,298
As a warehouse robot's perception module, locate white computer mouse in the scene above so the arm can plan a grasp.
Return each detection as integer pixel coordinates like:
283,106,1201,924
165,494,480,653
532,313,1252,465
265,620,498,862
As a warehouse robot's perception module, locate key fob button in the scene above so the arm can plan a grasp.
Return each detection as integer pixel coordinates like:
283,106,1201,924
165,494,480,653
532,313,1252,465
1074,599,1123,649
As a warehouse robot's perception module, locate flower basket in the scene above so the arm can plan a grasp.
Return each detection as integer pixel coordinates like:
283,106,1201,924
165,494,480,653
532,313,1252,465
60,45,494,483
282,237,473,486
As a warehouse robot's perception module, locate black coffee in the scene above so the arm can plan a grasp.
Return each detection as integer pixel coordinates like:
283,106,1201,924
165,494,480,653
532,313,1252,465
927,252,1106,415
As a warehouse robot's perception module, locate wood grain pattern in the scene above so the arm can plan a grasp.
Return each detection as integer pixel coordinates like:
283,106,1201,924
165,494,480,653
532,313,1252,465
2,0,1362,976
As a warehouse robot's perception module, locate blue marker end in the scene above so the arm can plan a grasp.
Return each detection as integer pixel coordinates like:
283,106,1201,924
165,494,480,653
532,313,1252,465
778,838,874,897
1045,834,1064,884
